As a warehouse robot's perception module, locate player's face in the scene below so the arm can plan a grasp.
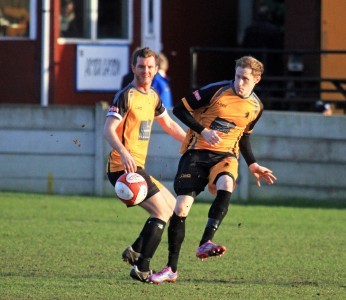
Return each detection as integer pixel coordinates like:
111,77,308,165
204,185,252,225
132,56,158,86
234,67,260,98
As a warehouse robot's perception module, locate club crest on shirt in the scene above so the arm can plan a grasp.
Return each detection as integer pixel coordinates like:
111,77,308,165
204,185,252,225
193,90,201,101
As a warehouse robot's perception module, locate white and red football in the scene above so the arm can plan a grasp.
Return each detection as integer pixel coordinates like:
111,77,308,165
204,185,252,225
115,172,148,206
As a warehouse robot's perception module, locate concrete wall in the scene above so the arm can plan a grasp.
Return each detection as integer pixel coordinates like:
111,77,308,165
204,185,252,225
248,111,346,201
1,103,345,201
0,103,110,196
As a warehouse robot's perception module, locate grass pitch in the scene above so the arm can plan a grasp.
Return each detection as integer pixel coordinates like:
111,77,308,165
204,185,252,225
0,192,345,299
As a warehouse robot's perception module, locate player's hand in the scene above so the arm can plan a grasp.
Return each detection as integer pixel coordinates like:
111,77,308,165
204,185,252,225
249,163,277,187
201,129,222,146
120,151,137,173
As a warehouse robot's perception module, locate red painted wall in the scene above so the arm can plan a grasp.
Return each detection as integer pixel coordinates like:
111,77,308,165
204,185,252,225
161,0,238,101
0,41,41,104
0,0,324,106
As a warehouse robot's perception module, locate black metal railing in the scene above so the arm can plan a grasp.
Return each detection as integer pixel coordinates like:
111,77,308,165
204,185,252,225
190,47,346,112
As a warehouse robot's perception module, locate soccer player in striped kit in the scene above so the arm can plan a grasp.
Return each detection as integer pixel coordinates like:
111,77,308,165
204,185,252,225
103,47,186,282
150,56,277,284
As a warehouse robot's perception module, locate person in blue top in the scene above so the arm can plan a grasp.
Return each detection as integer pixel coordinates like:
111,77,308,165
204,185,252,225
152,52,173,108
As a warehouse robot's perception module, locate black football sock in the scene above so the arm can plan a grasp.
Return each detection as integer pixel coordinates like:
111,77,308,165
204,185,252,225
167,212,186,273
131,218,150,253
136,218,166,272
200,190,232,246
131,237,143,254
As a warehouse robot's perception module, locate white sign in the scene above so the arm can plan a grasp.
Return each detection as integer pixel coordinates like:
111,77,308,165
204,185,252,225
76,44,129,91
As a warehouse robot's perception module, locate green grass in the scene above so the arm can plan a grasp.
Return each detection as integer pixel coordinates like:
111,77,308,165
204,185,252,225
0,192,345,299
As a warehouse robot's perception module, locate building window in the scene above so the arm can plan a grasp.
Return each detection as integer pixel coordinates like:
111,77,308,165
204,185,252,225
0,0,32,38
60,0,131,42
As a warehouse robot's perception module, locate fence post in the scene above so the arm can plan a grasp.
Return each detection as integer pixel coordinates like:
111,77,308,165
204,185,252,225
94,101,109,196
238,157,249,200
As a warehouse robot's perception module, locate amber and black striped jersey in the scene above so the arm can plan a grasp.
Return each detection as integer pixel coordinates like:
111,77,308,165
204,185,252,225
180,80,263,158
106,84,166,172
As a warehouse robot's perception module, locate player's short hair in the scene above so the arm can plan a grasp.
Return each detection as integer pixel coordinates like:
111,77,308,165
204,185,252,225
235,56,264,77
132,47,159,67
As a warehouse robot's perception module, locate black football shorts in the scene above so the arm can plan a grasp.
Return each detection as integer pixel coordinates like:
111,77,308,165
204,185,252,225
174,150,237,196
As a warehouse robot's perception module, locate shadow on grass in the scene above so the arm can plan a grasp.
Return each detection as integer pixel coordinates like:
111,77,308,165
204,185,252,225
196,197,346,209
183,277,345,289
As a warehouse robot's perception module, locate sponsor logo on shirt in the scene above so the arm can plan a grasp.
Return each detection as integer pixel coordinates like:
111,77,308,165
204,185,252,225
139,120,151,140
210,117,236,133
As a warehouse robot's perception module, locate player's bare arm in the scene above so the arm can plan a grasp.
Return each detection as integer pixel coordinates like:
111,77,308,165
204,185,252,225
156,113,186,142
248,162,277,187
103,117,137,173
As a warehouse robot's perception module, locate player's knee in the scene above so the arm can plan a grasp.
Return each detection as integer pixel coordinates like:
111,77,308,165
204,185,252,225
161,207,175,222
148,204,173,222
174,195,194,217
215,173,234,191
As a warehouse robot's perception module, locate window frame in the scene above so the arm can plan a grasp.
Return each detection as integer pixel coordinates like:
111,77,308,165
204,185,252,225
58,0,133,45
140,0,161,52
0,0,37,40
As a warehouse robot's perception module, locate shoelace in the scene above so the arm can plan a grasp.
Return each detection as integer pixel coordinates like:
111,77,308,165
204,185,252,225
156,267,169,276
200,242,215,252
